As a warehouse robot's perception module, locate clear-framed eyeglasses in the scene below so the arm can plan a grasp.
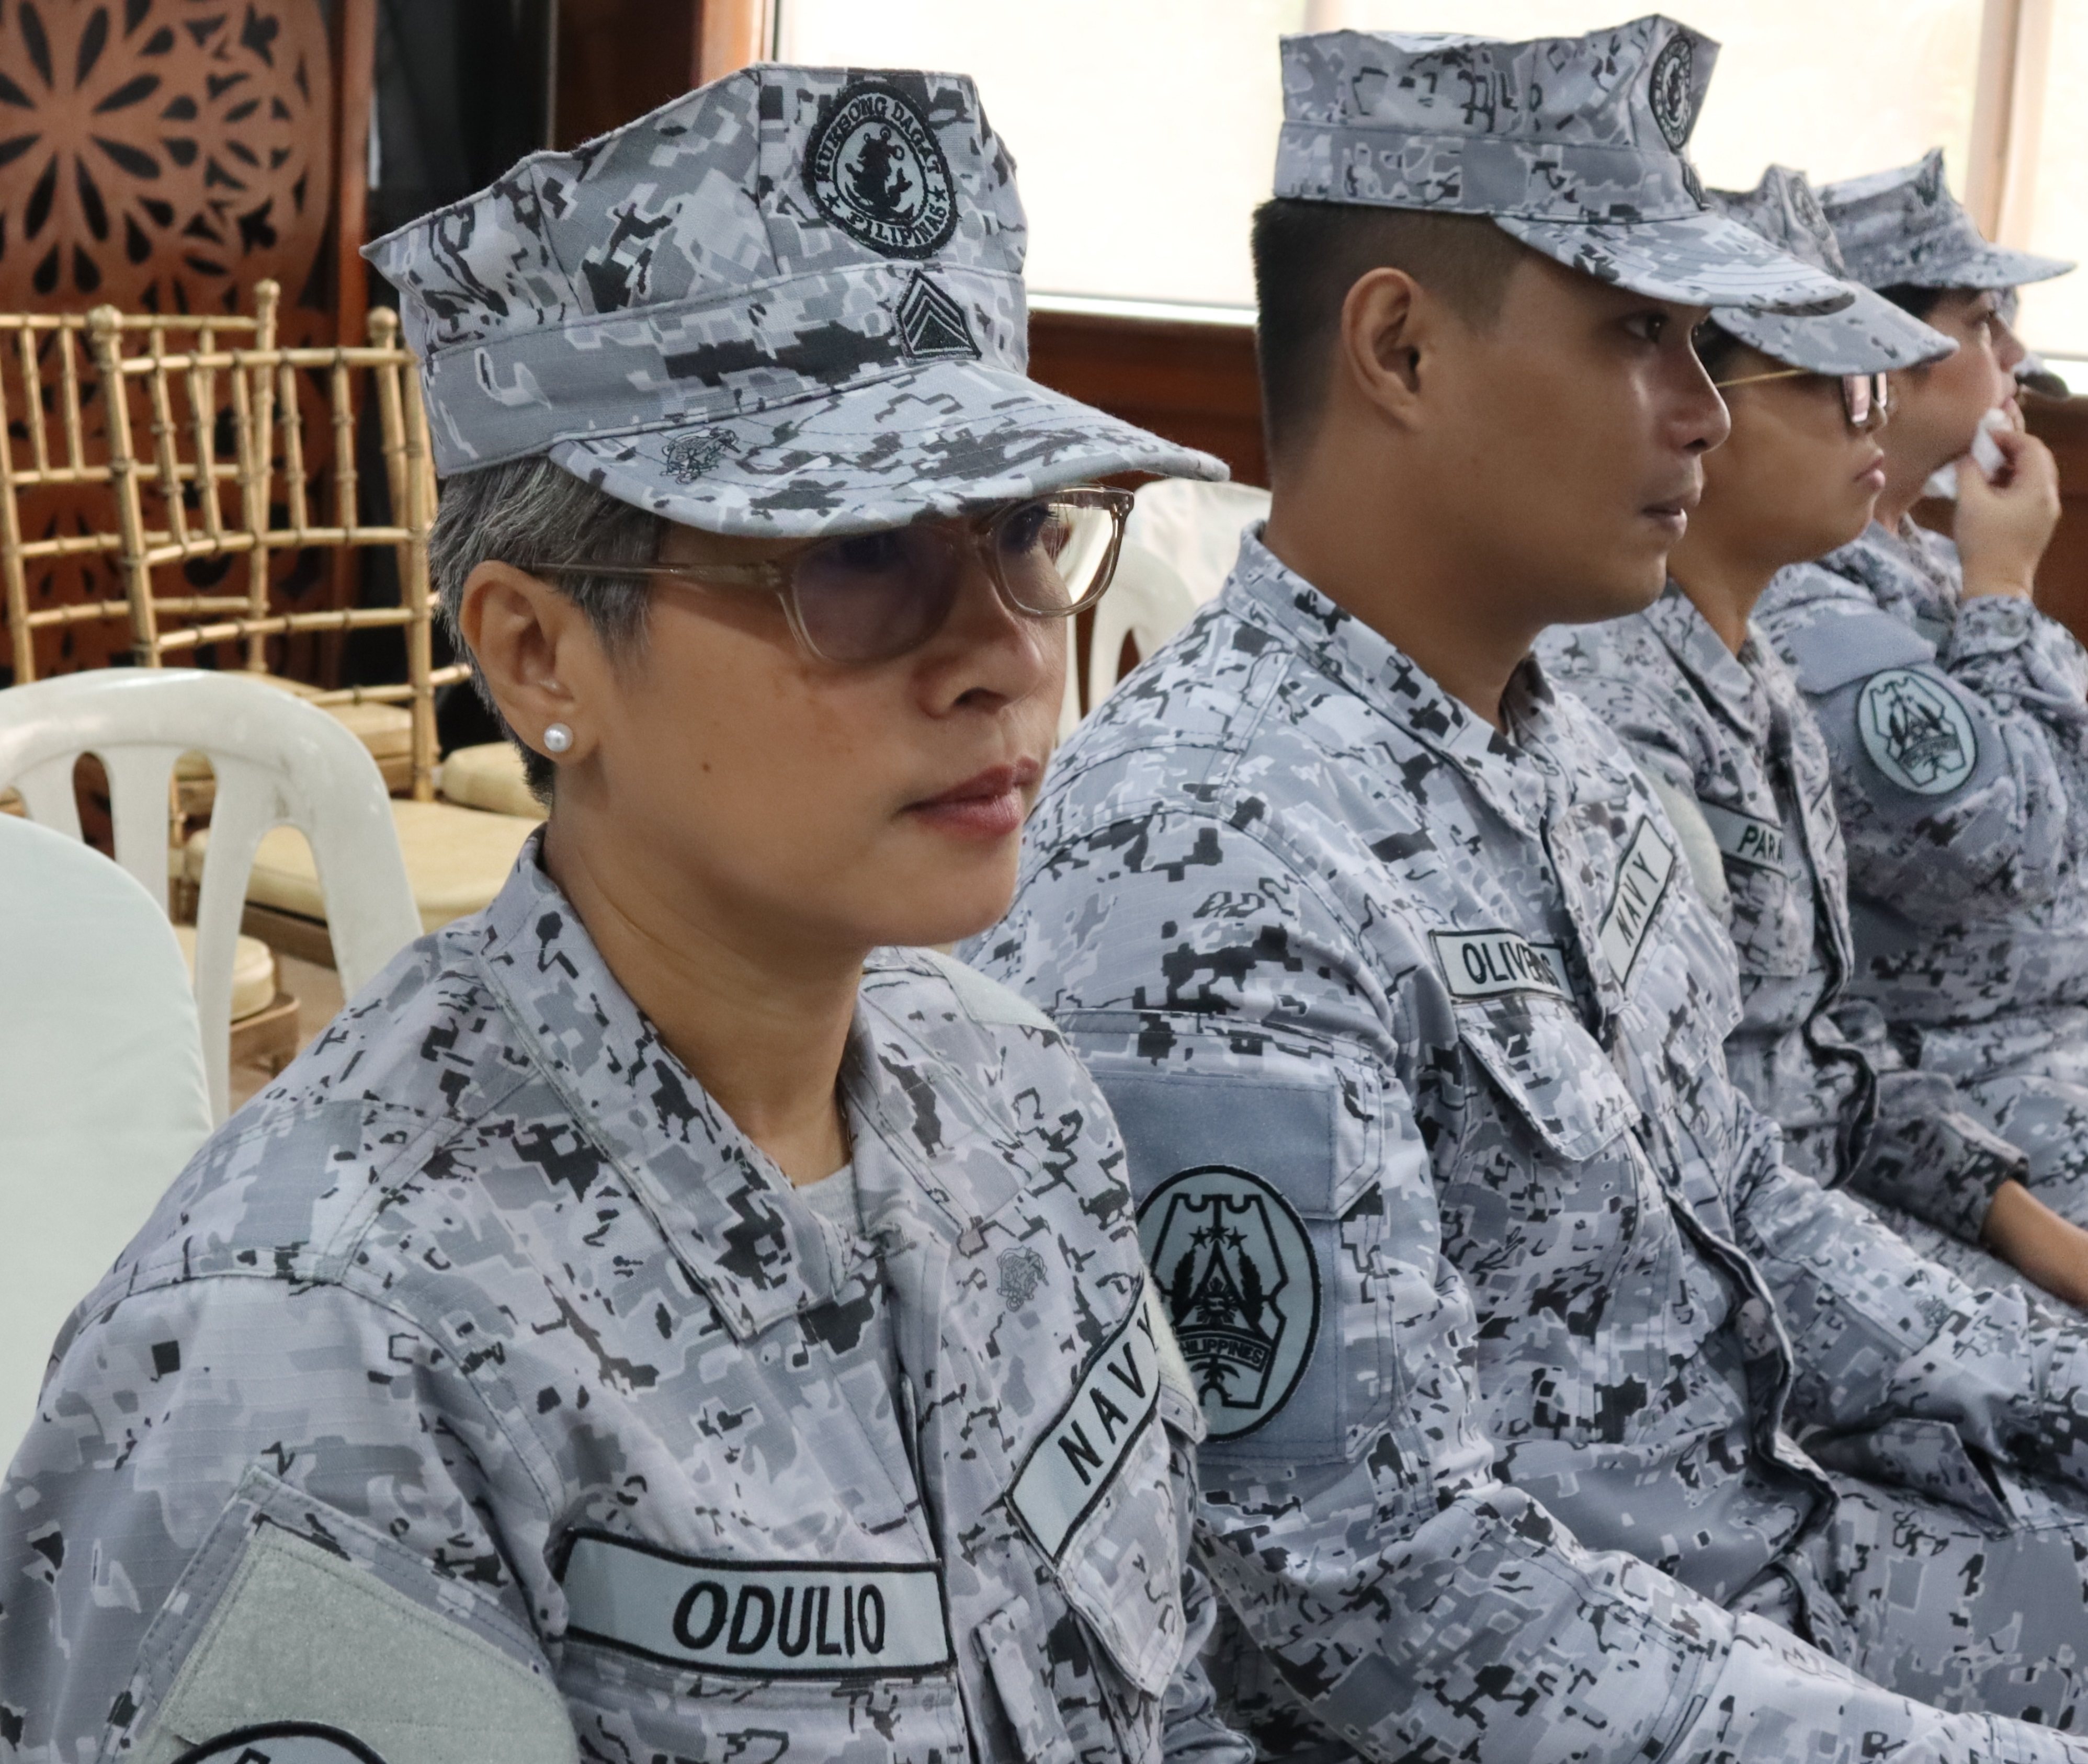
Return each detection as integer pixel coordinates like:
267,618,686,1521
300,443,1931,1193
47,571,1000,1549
538,486,1134,666
1711,367,1890,428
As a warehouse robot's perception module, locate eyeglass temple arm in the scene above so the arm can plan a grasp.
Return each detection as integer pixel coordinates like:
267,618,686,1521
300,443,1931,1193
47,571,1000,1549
1710,368,1811,390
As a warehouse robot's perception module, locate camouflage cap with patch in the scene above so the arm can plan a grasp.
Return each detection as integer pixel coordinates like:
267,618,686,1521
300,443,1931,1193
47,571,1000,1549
363,67,1224,537
1274,15,1851,313
1706,166,1956,373
1822,150,2072,292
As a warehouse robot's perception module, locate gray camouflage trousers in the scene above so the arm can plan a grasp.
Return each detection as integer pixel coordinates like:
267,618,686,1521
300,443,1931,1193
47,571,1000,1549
1735,1131,2088,1723
1771,1459,2088,1727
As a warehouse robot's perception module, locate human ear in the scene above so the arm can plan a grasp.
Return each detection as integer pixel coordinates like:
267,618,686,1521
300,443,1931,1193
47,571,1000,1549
1336,267,1430,426
458,562,604,762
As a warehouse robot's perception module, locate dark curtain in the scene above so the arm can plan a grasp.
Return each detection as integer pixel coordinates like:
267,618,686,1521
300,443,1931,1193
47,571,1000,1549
352,0,553,741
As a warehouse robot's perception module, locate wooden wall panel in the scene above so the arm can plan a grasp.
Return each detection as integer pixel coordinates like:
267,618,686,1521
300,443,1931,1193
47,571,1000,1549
0,0,342,682
554,0,698,148
0,0,334,315
1027,308,1265,488
2026,396,2088,645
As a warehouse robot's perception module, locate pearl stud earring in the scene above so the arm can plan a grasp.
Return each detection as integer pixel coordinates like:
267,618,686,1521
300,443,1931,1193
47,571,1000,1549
542,722,573,756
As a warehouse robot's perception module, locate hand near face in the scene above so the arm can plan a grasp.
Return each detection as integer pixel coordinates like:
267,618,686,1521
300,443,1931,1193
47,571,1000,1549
1957,425,2061,601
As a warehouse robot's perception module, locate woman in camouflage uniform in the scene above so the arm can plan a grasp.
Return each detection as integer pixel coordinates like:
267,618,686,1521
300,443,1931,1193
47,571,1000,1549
1545,166,2088,1307
1754,154,2088,1231
0,68,1248,1764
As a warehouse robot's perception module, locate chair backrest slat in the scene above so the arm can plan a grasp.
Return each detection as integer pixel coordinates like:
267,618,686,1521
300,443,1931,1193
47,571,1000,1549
58,326,86,477
277,357,310,540
16,327,48,480
0,332,28,688
187,322,225,550
87,308,160,665
143,326,194,559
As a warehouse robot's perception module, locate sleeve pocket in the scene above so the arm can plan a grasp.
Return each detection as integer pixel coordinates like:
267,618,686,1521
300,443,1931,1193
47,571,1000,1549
133,1470,571,1764
1066,1012,1388,1470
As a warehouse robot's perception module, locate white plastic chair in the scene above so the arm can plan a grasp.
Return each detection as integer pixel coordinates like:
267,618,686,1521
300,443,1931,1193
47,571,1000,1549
1124,479,1273,611
0,669,421,1120
1061,478,1274,731
0,813,213,1444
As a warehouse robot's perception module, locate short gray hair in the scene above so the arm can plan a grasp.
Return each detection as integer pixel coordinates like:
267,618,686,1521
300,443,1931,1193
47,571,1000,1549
427,457,667,798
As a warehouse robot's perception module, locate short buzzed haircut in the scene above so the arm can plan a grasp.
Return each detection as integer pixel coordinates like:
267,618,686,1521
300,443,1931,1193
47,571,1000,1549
1252,198,1527,463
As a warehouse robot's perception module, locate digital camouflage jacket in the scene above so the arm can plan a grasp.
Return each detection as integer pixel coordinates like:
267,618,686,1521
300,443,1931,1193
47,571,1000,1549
1541,585,2025,1244
973,532,2088,1764
1756,520,2088,1089
0,846,1247,1764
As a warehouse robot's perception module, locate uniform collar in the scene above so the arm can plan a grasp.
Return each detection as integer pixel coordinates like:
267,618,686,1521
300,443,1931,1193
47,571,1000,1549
1643,582,1774,745
1828,518,1957,616
1223,527,1561,838
470,839,883,1341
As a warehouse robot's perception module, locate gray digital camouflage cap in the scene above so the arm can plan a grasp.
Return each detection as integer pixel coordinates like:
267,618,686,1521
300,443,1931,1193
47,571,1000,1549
1274,16,1851,313
363,67,1224,537
1821,150,2073,292
1706,167,1955,373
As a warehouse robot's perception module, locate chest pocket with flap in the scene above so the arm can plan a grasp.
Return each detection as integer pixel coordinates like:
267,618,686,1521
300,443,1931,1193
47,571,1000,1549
1454,987,1639,1166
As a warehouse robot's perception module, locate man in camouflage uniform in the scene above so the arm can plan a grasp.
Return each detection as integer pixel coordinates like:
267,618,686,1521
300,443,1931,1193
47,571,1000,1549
1754,155,2088,1224
977,20,2088,1763
1541,166,2088,1299
0,70,1249,1764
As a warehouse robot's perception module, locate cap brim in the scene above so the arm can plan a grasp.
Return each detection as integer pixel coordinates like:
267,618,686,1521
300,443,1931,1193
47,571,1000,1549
547,363,1226,539
1712,281,1957,373
1495,207,1856,313
1892,243,2075,291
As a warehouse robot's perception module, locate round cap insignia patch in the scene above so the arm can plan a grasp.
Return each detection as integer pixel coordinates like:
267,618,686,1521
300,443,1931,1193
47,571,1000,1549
1856,666,1978,795
1647,35,1695,151
1138,1166,1319,1441
804,81,959,261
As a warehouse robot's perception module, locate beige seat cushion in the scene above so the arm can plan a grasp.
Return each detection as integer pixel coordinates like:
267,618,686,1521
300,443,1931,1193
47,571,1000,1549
185,799,538,934
322,699,414,760
437,742,547,821
172,924,278,1021
174,678,412,777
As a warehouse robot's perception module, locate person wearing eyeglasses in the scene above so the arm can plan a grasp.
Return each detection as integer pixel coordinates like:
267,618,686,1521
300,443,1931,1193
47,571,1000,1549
978,20,2088,1762
0,71,1252,1764
1752,153,2088,1231
1541,166,2088,1310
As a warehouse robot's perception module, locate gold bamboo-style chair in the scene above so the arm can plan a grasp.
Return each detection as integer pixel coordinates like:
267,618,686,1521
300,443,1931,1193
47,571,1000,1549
0,292,274,695
0,281,459,798
1,284,539,979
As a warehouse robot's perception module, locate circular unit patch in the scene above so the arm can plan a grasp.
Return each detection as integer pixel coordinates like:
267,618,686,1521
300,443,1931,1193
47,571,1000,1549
1647,34,1696,150
1856,667,1978,795
172,1724,390,1764
1138,1165,1319,1442
804,81,959,260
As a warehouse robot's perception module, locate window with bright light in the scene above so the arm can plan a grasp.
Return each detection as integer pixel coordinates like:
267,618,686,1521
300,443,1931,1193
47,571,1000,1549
2017,5,2088,362
779,1,1993,310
